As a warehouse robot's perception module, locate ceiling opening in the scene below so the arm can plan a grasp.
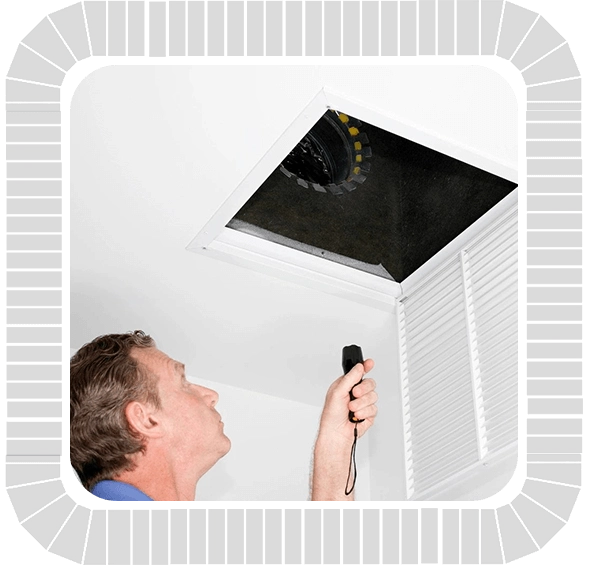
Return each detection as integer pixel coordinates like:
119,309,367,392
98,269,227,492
226,108,517,283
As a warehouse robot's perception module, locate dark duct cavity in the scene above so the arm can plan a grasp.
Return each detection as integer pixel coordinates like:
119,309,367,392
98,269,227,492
227,110,517,282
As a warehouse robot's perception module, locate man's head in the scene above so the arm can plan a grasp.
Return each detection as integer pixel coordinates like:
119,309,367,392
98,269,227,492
70,331,230,492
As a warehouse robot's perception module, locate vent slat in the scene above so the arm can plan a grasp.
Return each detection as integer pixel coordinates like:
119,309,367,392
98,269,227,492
412,421,478,460
469,214,517,251
473,295,518,333
467,210,520,255
479,331,518,365
471,214,517,247
414,438,479,478
480,342,520,372
475,312,520,339
408,352,470,394
470,237,517,279
481,359,518,389
482,376,518,402
408,333,469,378
488,420,519,445
413,324,467,355
486,408,518,441
484,389,518,418
472,277,518,318
414,444,480,486
408,394,475,436
488,434,518,454
408,332,468,378
409,359,471,402
472,261,518,299
403,260,461,303
410,404,476,441
472,245,517,280
404,274,463,315
405,293,465,337
487,430,518,454
409,374,474,416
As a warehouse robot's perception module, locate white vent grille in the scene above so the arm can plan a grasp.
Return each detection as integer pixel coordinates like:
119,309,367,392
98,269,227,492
399,205,518,499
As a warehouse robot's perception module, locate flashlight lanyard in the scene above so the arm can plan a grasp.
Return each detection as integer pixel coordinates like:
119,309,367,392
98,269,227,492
341,345,365,497
344,422,359,496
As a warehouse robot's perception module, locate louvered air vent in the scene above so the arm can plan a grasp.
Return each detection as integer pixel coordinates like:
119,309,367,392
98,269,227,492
399,205,518,500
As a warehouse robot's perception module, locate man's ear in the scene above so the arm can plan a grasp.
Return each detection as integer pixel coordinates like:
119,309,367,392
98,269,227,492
125,401,164,439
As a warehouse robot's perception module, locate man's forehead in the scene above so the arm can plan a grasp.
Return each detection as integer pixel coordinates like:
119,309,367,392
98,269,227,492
131,347,182,371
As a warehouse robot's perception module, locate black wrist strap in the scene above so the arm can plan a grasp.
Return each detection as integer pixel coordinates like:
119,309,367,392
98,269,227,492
345,423,358,496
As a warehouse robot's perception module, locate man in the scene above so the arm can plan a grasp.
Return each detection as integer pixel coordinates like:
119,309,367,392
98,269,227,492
70,331,377,501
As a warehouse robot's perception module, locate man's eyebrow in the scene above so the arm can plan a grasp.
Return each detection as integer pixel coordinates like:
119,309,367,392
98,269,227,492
173,361,186,376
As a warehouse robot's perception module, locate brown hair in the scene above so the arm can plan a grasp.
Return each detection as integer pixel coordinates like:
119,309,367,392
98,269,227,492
70,330,161,490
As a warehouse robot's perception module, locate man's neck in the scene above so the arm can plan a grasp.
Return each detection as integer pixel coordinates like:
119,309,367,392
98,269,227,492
114,448,199,501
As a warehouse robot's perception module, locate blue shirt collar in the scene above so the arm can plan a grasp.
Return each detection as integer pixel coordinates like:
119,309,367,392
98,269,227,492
91,481,153,502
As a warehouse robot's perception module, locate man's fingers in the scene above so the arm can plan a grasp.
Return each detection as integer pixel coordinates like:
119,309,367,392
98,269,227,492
350,378,376,398
349,390,378,412
351,403,378,422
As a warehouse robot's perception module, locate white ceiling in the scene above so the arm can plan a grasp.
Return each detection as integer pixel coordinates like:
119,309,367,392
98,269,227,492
70,64,518,405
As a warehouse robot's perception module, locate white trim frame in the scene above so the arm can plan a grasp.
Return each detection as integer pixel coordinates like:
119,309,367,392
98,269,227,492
187,88,518,310
206,228,399,310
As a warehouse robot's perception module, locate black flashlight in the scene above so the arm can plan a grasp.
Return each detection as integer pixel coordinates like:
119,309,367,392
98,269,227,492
342,345,365,423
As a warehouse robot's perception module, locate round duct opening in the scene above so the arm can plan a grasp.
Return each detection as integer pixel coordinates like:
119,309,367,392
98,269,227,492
279,110,371,195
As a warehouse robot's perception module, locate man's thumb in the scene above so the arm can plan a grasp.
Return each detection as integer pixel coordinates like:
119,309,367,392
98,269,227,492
341,363,365,394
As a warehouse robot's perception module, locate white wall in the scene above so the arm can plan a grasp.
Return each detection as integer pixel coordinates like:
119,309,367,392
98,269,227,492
69,64,517,500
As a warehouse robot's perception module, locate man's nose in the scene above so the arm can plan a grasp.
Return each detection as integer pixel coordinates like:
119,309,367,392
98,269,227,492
200,386,219,407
